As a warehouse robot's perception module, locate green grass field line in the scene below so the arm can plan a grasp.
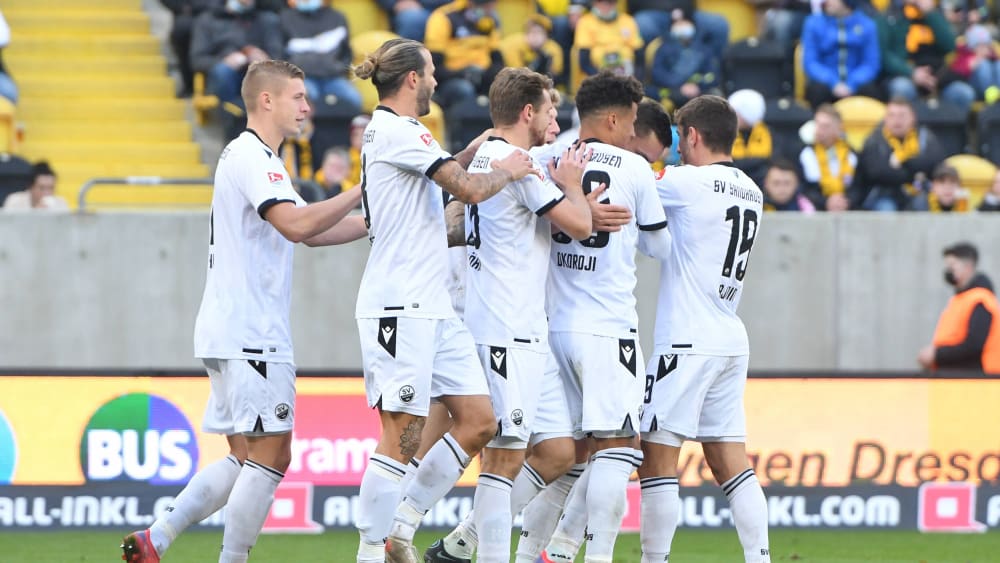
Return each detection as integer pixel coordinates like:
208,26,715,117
0,529,998,562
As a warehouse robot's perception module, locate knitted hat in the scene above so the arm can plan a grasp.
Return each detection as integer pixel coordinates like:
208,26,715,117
728,89,766,126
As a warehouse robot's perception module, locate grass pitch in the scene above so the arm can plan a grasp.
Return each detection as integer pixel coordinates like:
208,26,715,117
1,529,998,562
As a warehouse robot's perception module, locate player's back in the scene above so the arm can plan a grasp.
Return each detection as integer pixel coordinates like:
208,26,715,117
654,162,763,356
464,137,564,348
547,141,666,337
355,106,454,320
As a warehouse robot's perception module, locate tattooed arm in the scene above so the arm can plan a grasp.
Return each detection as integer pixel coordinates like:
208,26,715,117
431,149,535,204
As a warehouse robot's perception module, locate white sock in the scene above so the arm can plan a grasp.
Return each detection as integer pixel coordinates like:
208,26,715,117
356,454,407,562
639,476,679,563
583,448,635,562
149,454,241,555
545,462,593,560
398,456,421,495
473,473,515,563
218,460,282,563
391,432,470,542
511,463,548,518
723,469,770,563
515,463,584,563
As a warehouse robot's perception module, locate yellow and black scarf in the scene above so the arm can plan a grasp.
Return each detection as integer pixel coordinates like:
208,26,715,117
731,123,773,160
815,139,854,197
883,127,920,194
928,192,969,212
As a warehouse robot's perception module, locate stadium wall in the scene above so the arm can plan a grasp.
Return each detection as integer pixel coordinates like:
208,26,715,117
1,213,997,371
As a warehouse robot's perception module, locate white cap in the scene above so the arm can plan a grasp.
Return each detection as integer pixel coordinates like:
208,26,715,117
728,89,766,126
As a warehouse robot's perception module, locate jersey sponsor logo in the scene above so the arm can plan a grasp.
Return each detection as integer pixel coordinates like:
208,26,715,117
79,393,198,485
619,339,637,376
420,133,434,146
275,403,290,421
655,167,667,180
378,317,397,358
490,346,507,379
399,385,415,403
0,408,16,484
918,482,986,532
267,172,285,184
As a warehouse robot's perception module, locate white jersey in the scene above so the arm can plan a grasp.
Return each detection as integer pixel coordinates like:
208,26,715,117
464,137,564,348
194,130,305,362
547,140,668,337
653,162,764,356
355,106,456,319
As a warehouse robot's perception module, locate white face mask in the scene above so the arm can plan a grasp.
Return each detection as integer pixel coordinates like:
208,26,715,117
671,24,695,42
227,0,251,13
296,0,322,11
592,6,618,22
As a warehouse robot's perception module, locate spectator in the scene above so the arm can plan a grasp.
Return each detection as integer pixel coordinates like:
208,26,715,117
918,242,1000,374
347,114,370,189
2,161,68,211
912,162,971,211
728,89,780,186
979,169,1000,211
942,0,988,34
0,9,17,104
878,0,976,111
573,0,644,82
537,0,579,83
190,0,283,111
762,159,817,212
315,147,353,199
799,104,855,211
376,0,450,42
949,24,1000,103
646,16,721,110
424,0,503,109
509,14,563,83
763,0,814,54
279,0,361,112
161,1,214,97
849,96,946,210
802,0,882,108
628,0,730,63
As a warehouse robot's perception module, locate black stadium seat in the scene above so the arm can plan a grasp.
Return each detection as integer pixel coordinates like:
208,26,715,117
914,99,969,157
722,38,793,99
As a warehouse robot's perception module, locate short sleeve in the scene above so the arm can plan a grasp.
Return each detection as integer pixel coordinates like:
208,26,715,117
636,169,667,230
380,120,454,178
655,166,693,210
237,149,301,219
516,174,565,216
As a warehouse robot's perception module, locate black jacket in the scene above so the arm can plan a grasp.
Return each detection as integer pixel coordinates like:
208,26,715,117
280,7,353,79
848,125,945,210
190,7,284,73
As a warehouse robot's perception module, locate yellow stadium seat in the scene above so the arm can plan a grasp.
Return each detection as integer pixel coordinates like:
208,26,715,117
945,154,997,208
794,41,805,103
192,72,219,126
698,0,758,42
353,77,380,113
496,0,535,35
351,30,401,65
834,96,886,151
0,97,18,153
338,0,390,35
644,36,662,84
419,101,447,149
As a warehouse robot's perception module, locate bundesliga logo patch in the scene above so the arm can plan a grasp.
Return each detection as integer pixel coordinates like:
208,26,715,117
420,133,434,146
267,172,284,183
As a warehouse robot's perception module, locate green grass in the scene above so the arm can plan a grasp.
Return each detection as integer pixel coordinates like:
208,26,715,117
1,529,998,562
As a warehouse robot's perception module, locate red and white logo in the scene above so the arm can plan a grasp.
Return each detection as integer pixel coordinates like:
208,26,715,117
262,481,324,533
267,172,284,183
420,133,434,146
655,167,668,180
918,482,986,533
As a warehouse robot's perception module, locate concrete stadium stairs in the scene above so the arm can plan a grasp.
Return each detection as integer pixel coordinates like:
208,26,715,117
3,0,210,210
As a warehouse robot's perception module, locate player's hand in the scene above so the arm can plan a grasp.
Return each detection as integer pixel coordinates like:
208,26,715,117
548,142,590,191
243,46,269,63
223,50,249,69
589,185,632,232
917,345,935,369
492,149,538,181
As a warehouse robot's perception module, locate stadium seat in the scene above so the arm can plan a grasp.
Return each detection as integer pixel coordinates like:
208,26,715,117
338,0,390,36
444,96,491,152
945,153,996,208
0,97,19,153
351,30,401,65
721,38,792,98
794,42,806,103
976,102,1000,166
833,96,886,151
699,0,759,42
495,0,535,36
764,98,813,157
643,36,662,85
192,72,219,126
914,99,969,157
310,99,363,168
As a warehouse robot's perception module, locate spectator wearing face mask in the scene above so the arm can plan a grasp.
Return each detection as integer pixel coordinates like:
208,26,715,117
645,17,720,110
918,242,1000,374
628,0,730,64
573,0,644,83
279,0,361,112
424,0,503,109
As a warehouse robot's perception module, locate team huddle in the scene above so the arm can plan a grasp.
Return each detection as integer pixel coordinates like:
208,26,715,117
120,38,768,563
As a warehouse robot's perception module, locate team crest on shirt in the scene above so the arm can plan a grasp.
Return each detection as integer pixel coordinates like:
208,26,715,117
420,133,434,146
490,346,507,379
267,171,284,184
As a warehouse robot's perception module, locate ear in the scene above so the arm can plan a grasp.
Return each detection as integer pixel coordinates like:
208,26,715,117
260,90,272,111
523,103,534,122
407,70,419,90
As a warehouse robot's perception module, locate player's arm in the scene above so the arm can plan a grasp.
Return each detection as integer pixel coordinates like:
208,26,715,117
588,184,632,232
636,171,672,260
444,198,466,247
303,215,368,247
453,128,495,170
431,151,536,204
543,142,592,240
263,185,364,243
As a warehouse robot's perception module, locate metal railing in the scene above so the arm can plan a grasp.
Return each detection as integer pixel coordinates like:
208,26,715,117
76,177,213,213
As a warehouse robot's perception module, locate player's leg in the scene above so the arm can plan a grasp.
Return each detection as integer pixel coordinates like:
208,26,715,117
355,317,437,563
637,438,682,563
700,355,769,563
399,400,452,494
387,319,495,561
217,359,298,563
514,439,587,563
124,359,245,562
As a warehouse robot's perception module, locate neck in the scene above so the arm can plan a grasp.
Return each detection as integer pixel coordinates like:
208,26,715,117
686,150,733,166
246,117,284,154
378,94,419,120
577,123,602,143
494,125,532,150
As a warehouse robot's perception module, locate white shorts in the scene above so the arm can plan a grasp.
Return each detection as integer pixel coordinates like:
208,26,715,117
202,358,295,436
530,351,574,445
550,332,645,439
358,316,488,417
478,344,548,448
640,353,749,446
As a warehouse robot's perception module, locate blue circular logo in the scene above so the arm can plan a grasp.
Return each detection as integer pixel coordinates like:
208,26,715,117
0,408,17,483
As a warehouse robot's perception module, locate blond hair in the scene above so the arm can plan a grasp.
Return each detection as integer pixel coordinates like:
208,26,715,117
241,60,305,112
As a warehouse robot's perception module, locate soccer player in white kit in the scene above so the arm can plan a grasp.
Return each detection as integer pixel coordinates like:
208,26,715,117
121,60,369,563
639,95,770,563
535,73,673,563
349,39,537,563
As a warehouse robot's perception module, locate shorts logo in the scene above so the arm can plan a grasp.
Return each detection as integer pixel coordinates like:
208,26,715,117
656,354,678,381
267,172,284,183
510,409,523,426
275,403,290,420
420,133,434,146
619,339,637,376
378,317,397,358
399,385,415,403
490,346,507,379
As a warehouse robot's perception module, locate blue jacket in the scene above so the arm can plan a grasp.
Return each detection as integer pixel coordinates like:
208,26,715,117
650,34,720,90
802,10,880,91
